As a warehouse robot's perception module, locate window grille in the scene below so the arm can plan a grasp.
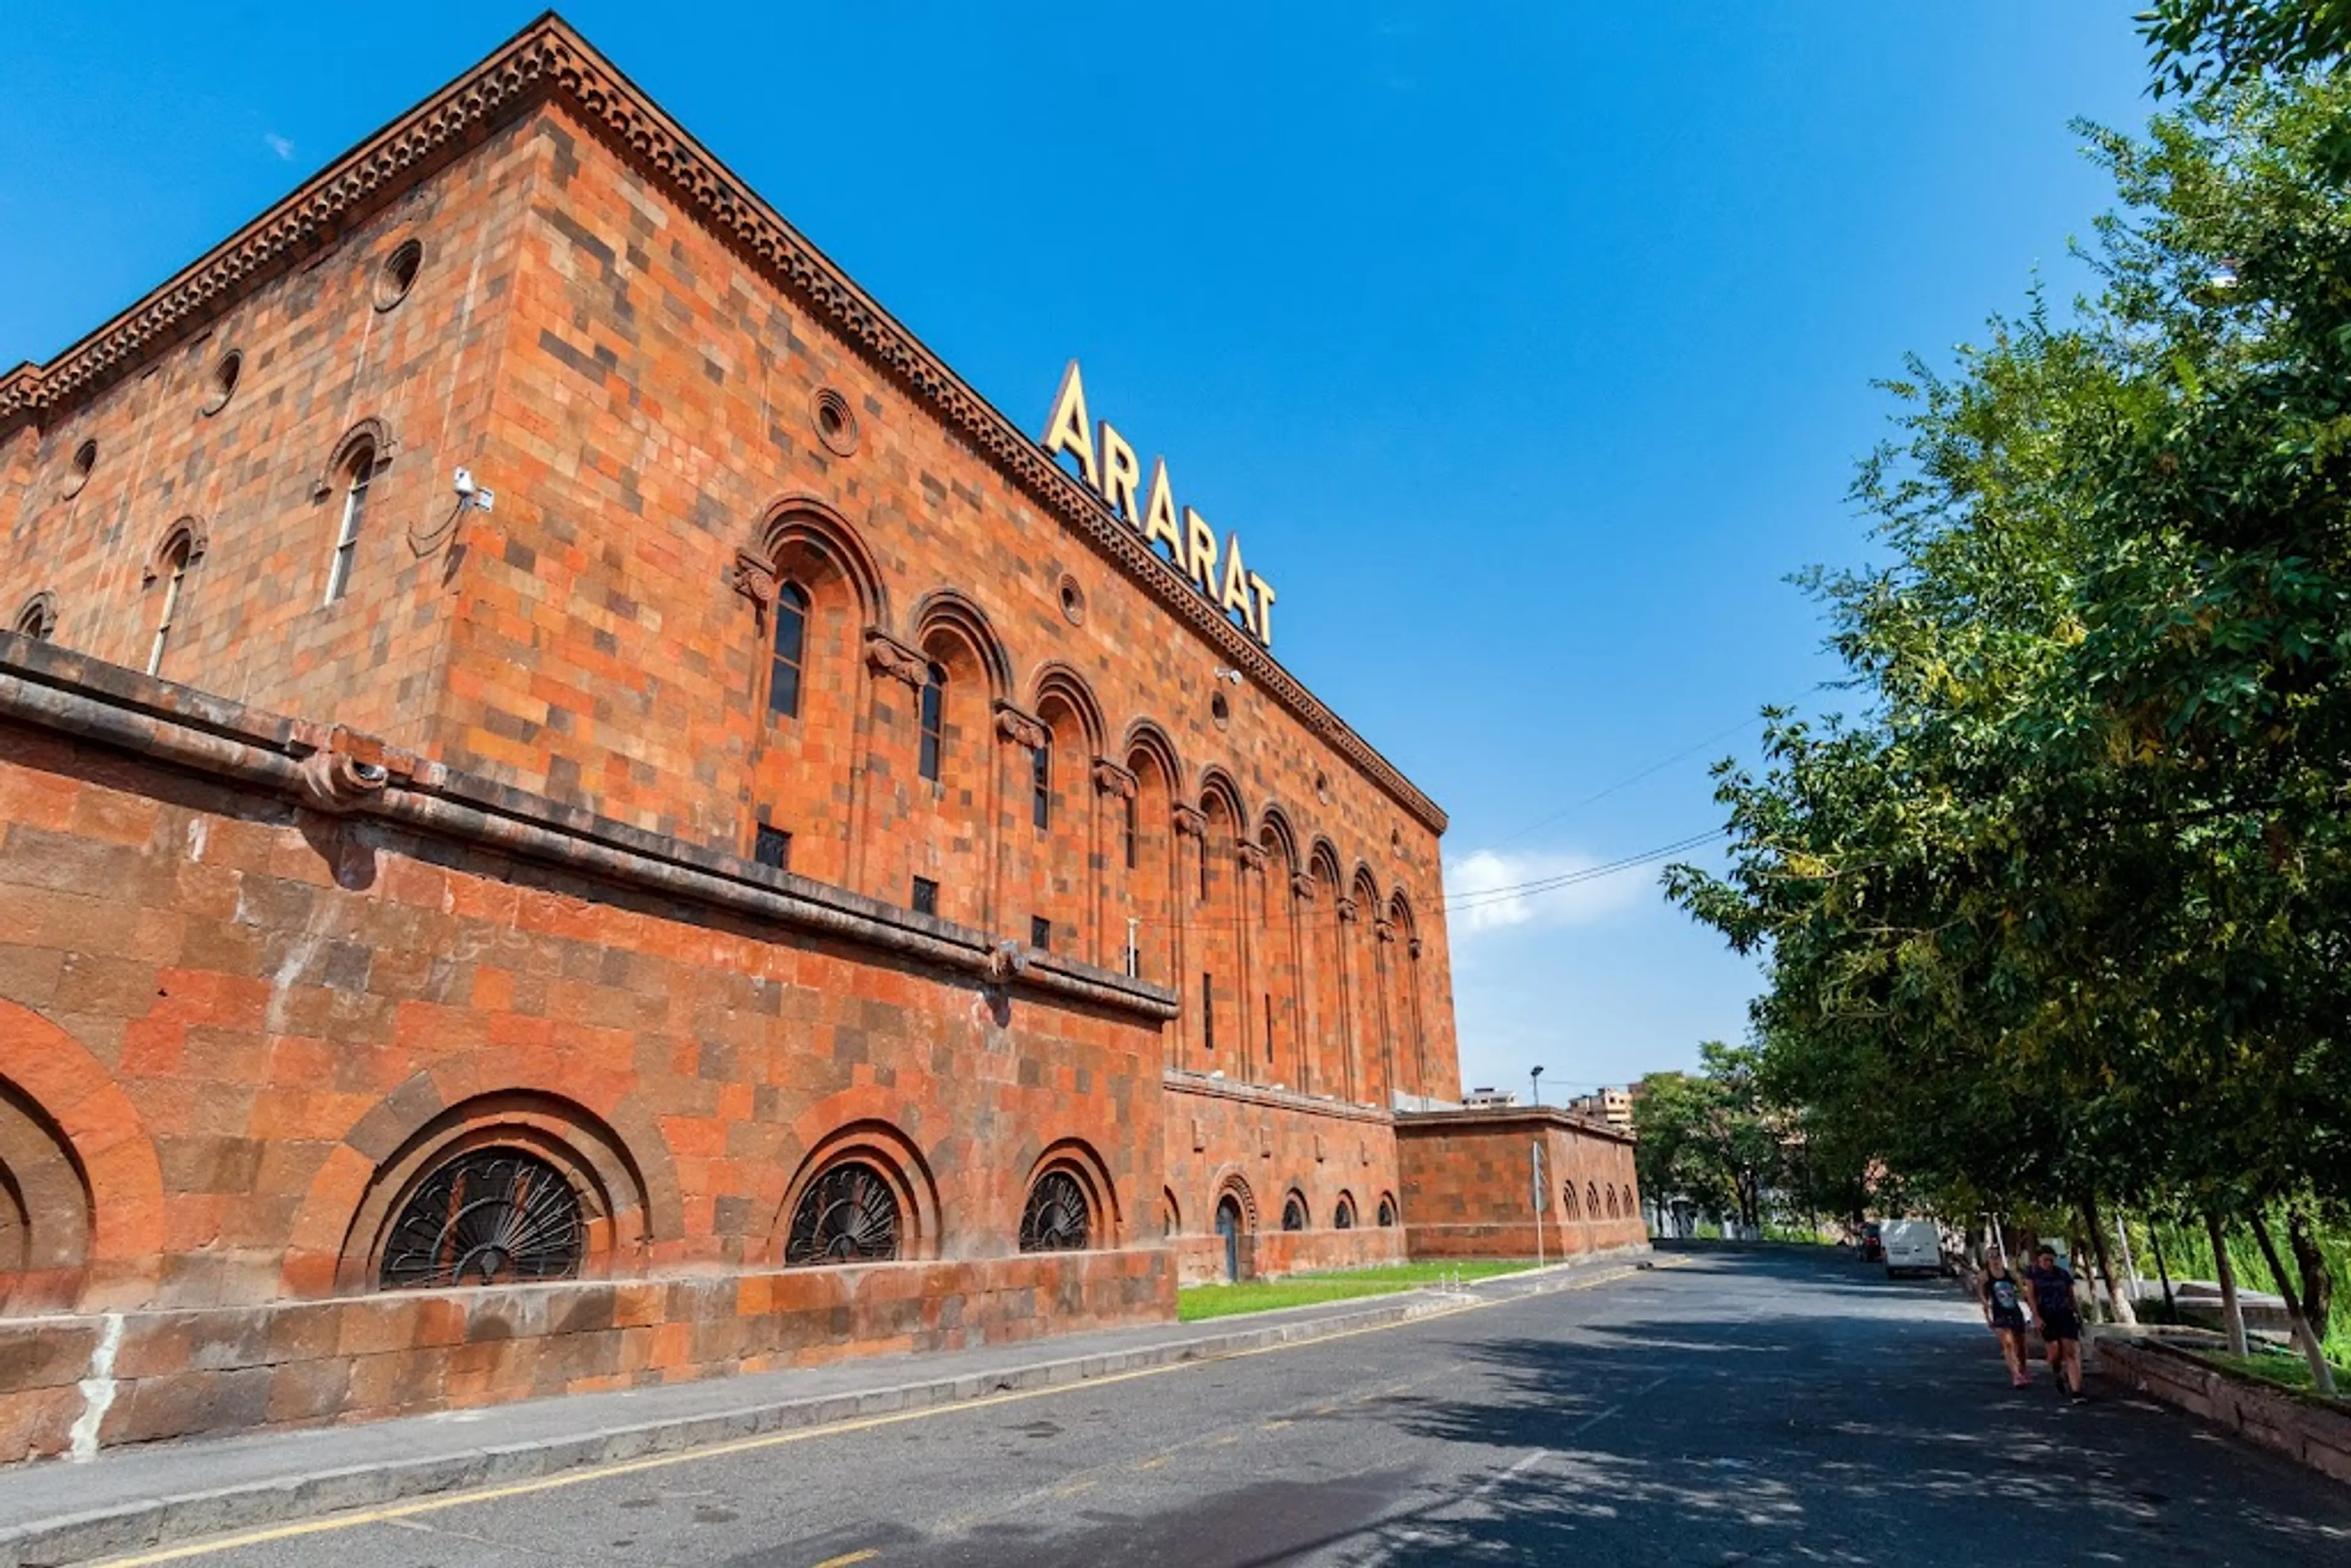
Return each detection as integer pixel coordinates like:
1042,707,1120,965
912,876,939,917
1019,1168,1090,1252
785,1160,901,1266
754,825,791,869
378,1148,583,1290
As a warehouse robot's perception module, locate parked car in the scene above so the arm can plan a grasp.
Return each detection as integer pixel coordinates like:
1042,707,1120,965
1858,1221,1884,1262
1881,1219,1941,1277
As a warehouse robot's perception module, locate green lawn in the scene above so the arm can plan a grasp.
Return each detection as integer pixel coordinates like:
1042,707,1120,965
2196,1348,2351,1402
1176,1261,1537,1322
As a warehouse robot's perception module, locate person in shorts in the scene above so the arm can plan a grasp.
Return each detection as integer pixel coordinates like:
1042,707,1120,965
1981,1251,2031,1386
2025,1244,2085,1398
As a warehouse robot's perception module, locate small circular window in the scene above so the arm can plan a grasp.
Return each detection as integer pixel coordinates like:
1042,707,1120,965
61,439,97,499
375,239,423,310
812,386,860,457
202,350,242,416
1058,574,1086,626
1313,770,1331,805
1210,692,1231,730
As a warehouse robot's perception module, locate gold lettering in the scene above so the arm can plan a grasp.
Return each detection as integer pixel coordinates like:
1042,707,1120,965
1099,423,1142,522
1220,532,1256,637
1041,360,1099,489
1141,457,1185,558
1183,507,1220,596
1248,572,1276,647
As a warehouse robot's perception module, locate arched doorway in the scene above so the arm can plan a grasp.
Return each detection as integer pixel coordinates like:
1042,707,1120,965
1215,1194,1244,1282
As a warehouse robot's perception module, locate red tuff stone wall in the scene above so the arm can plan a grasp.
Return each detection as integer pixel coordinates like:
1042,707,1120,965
1395,1109,1646,1261
1161,1074,1404,1284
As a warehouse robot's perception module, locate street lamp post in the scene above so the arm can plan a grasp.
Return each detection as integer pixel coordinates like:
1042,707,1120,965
1529,1065,1544,1108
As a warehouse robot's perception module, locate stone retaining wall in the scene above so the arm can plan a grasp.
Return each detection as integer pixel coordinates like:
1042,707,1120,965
2098,1336,2351,1485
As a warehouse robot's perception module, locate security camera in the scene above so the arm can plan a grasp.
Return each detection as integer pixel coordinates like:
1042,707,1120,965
453,468,476,498
1213,666,1243,686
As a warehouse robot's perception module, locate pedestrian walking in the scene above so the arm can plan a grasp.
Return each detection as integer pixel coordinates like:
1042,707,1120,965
1981,1251,2031,1387
2025,1244,2085,1398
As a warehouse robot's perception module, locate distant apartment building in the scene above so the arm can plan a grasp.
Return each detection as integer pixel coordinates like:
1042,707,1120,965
1571,1088,1635,1131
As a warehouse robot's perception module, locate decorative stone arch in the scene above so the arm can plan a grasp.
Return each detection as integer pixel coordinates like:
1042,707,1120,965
0,1001,165,1308
1196,765,1249,833
1019,1136,1120,1251
1586,1182,1602,1220
1376,1191,1399,1228
745,493,888,631
321,1089,654,1294
141,515,208,585
1562,1181,1581,1220
10,591,57,641
1333,1189,1359,1229
1119,718,1185,792
1160,1185,1182,1237
1257,803,1300,872
909,588,1014,702
1210,1168,1258,1231
311,417,396,503
281,1066,679,1297
768,1117,940,1266
1029,664,1107,758
0,1077,92,1313
1309,838,1345,890
1280,1186,1311,1232
1349,862,1383,914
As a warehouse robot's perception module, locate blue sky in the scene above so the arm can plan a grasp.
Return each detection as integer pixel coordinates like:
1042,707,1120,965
0,4,2154,1100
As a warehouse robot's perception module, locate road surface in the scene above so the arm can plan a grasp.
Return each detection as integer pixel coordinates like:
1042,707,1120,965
107,1248,2351,1566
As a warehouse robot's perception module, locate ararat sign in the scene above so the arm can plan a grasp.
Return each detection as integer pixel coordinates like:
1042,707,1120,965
1041,361,1277,648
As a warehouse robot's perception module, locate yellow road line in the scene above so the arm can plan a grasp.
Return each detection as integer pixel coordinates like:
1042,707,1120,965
808,1552,879,1568
94,1261,1671,1567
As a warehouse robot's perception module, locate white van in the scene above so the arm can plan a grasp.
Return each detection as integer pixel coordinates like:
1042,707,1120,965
1881,1219,1942,1277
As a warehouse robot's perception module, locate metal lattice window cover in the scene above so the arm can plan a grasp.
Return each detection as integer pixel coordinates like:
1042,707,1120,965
378,1148,585,1290
1282,1195,1307,1232
786,1160,902,1266
1019,1168,1092,1252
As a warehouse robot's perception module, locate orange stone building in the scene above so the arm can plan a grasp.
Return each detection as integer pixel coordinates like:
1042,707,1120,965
0,15,1641,1459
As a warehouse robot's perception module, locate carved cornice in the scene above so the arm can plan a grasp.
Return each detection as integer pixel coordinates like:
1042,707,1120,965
1172,804,1207,839
1091,758,1137,799
992,699,1048,750
0,14,1446,836
863,627,927,689
730,550,778,614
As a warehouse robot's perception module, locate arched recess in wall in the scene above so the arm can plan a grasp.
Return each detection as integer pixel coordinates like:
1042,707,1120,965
1119,720,1182,988
1348,863,1389,1109
767,1119,940,1267
140,516,208,680
10,590,58,642
0,1001,165,1310
900,590,1012,928
1385,889,1424,1098
1255,805,1305,1092
1307,838,1351,1102
1019,1136,1120,1252
1027,666,1106,964
1194,769,1248,1073
329,1090,653,1293
743,496,887,888
1212,1169,1259,1232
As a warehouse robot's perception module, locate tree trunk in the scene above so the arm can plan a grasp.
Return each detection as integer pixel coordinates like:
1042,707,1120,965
2289,1206,2333,1340
2207,1210,2249,1358
2150,1222,2177,1319
2084,1196,2137,1327
2251,1210,2336,1396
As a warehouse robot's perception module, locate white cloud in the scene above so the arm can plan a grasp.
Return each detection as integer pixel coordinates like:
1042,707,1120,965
264,133,294,162
1444,846,1652,935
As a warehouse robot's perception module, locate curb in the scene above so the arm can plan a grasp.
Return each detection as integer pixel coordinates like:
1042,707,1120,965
1,1256,1645,1567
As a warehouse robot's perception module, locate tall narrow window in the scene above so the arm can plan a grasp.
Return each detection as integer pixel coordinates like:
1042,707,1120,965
1199,841,1212,901
1031,738,1052,830
1030,915,1052,951
1264,994,1274,1065
1202,972,1215,1052
911,876,939,917
918,664,946,783
324,445,372,604
1123,792,1138,870
768,582,808,719
148,536,192,677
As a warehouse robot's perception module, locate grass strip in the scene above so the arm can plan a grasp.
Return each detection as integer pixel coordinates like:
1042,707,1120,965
1176,1261,1537,1322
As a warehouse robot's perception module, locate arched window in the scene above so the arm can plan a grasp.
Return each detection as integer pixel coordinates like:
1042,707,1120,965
10,594,56,642
378,1147,584,1290
324,443,373,604
918,663,946,783
1586,1183,1600,1220
786,1160,902,1266
1334,1193,1357,1230
1377,1194,1398,1228
1562,1182,1580,1220
1161,1187,1180,1238
1281,1192,1307,1232
768,581,808,719
1031,737,1051,830
1019,1168,1091,1252
1605,1187,1620,1220
148,533,194,677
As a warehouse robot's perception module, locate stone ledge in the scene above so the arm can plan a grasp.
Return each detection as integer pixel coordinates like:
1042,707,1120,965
2098,1336,2351,1485
1161,1070,1393,1123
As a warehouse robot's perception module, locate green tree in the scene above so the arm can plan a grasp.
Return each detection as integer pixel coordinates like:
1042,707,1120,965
1633,1043,1783,1233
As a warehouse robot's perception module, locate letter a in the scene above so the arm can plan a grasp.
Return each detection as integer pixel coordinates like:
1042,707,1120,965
1141,457,1185,559
1041,359,1098,490
1220,533,1258,639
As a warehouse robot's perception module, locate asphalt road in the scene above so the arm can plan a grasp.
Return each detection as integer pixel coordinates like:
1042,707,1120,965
114,1248,2351,1567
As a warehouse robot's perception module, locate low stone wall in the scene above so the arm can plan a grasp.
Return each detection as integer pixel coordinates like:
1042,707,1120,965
2098,1336,2351,1485
1394,1107,1646,1260
0,1249,1172,1462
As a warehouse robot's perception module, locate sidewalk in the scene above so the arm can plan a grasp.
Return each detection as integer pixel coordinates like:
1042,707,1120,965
0,1252,1651,1567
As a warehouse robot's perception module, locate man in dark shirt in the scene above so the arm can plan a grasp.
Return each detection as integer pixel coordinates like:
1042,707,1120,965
2025,1245,2085,1398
